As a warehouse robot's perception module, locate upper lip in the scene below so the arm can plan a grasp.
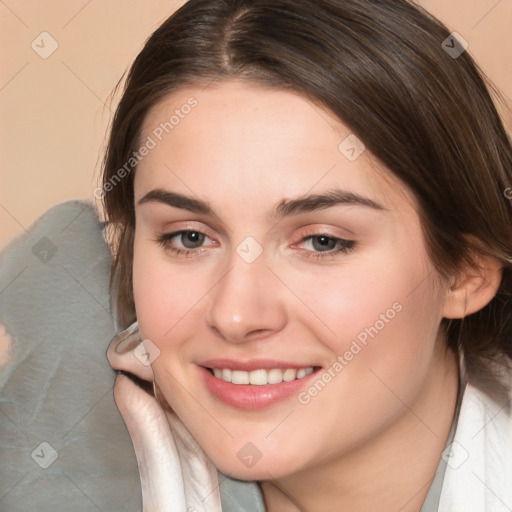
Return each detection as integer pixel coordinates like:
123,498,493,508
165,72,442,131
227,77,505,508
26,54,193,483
199,358,319,371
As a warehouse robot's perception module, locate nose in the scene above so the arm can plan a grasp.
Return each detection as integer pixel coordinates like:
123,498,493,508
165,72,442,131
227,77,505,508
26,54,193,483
204,250,287,344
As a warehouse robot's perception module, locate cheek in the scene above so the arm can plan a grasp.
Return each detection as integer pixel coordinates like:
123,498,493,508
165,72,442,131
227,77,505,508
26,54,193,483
132,240,168,331
293,252,445,416
288,243,445,393
132,233,214,350
285,247,440,352
277,259,446,463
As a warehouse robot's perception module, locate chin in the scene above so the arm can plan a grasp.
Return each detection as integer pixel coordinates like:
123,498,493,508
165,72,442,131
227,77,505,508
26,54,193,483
208,447,299,481
215,462,282,481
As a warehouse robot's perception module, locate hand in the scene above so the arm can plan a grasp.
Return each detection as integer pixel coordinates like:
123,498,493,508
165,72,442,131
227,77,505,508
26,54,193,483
109,323,222,512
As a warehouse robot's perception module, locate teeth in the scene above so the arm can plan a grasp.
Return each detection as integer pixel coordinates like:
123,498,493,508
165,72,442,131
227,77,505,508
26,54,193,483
282,369,297,382
249,369,267,385
267,368,283,384
231,370,249,384
210,367,315,385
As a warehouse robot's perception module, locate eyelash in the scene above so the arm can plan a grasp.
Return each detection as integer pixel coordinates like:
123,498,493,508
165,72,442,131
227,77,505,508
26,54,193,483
155,230,356,260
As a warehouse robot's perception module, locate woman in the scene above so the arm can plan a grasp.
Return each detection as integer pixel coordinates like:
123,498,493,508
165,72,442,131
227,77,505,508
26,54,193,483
104,0,512,510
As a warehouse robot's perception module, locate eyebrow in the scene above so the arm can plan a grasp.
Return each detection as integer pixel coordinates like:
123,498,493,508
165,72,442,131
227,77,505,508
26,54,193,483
137,188,386,218
138,189,214,215
274,189,386,217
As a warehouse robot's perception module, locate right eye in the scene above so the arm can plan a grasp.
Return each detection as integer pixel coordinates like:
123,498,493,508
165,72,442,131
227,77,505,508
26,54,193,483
156,230,216,256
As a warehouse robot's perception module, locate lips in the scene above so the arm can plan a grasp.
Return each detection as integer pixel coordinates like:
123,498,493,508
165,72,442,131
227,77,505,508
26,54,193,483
198,359,321,409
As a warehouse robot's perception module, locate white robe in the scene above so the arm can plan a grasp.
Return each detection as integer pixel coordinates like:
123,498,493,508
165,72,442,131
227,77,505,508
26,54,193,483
438,373,512,511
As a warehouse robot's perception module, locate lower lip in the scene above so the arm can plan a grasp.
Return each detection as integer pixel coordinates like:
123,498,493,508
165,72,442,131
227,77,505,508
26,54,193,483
198,366,320,410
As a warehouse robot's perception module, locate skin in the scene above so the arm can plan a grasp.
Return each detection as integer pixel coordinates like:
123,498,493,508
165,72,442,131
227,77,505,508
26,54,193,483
130,80,477,511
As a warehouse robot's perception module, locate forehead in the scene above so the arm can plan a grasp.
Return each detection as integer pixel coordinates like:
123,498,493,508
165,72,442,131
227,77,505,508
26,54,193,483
135,81,415,214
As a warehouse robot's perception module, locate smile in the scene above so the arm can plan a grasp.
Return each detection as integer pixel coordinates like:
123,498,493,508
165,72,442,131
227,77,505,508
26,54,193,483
198,360,321,409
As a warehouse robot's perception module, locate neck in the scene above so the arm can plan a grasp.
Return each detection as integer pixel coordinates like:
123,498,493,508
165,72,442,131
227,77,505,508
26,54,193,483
261,345,460,512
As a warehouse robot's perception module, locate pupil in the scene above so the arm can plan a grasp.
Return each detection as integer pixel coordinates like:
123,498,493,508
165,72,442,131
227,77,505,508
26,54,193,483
182,231,204,248
313,236,335,251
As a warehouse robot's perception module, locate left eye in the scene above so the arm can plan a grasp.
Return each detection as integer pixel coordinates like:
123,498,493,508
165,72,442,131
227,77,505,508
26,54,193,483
299,235,355,255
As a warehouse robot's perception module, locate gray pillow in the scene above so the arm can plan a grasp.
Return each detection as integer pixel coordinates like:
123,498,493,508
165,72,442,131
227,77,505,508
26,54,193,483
0,200,142,512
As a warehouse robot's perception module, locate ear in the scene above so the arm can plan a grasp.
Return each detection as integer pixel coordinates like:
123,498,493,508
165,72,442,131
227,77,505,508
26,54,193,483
442,253,503,319
107,321,154,382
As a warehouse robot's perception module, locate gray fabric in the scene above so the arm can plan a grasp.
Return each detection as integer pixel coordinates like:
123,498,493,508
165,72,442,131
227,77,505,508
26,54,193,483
0,200,142,512
419,434,453,511
219,473,266,512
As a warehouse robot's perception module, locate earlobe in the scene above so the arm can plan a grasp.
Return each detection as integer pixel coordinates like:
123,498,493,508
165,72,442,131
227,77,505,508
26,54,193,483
442,256,503,319
107,321,154,382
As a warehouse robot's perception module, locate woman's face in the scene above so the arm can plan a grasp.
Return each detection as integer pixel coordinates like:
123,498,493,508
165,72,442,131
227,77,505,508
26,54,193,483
132,81,448,479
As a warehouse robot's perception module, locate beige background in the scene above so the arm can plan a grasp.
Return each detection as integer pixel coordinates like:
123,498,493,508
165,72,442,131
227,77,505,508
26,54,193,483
1,0,511,249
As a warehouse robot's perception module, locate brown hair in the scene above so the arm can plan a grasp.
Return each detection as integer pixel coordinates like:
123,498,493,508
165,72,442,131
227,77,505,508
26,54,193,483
101,0,512,390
